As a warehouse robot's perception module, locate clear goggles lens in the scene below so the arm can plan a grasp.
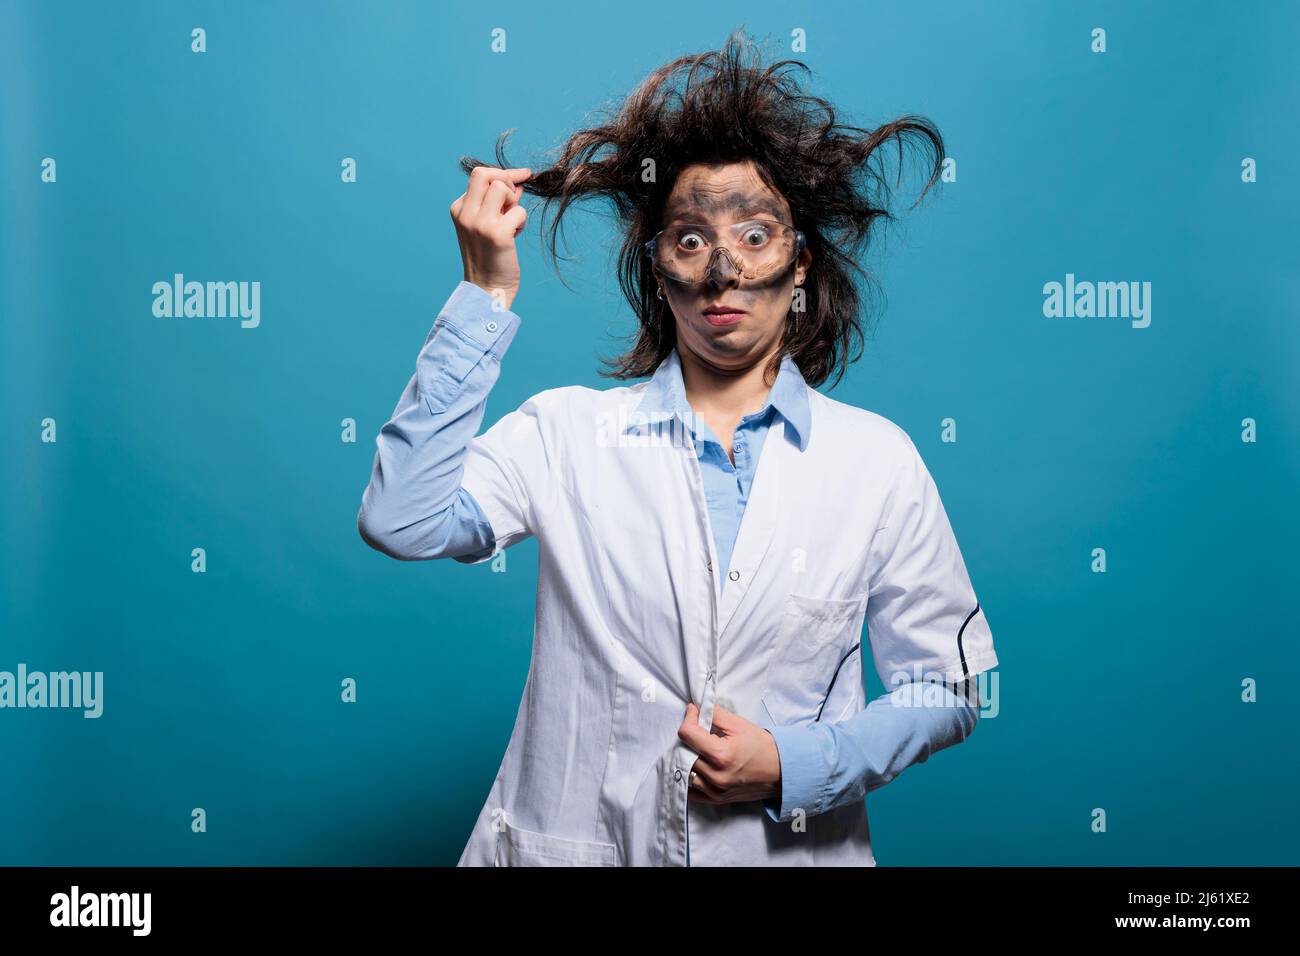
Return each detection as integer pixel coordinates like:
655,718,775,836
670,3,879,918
646,220,805,285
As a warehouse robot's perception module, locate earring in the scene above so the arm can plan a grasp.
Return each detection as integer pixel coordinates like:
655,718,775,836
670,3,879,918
656,286,665,300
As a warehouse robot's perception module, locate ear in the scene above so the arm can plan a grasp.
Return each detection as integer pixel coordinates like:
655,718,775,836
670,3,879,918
794,246,812,286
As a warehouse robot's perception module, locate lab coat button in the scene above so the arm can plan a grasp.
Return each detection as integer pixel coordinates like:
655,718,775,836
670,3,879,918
728,570,740,582
674,770,683,782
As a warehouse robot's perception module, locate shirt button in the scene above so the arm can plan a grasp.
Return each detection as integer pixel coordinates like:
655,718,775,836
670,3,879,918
485,320,498,333
728,570,740,582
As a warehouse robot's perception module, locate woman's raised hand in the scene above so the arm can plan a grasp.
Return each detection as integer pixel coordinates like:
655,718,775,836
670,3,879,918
450,166,531,312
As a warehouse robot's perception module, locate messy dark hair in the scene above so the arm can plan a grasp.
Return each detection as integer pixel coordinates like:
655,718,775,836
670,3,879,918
458,29,945,390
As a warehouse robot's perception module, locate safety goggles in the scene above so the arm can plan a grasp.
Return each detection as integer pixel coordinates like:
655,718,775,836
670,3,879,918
644,219,806,286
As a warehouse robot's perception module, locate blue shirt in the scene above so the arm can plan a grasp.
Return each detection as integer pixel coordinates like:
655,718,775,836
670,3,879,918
629,345,810,593
358,281,981,833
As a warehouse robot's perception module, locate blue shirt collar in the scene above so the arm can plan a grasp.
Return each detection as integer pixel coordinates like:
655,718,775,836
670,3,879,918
628,347,811,451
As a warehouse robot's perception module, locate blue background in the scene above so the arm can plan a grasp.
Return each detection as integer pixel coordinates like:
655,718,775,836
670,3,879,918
2,0,1296,865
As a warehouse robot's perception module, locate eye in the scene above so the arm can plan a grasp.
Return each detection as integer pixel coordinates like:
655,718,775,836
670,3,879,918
677,231,707,252
740,224,772,246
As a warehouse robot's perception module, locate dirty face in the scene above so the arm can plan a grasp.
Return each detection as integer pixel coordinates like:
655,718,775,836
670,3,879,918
652,159,811,374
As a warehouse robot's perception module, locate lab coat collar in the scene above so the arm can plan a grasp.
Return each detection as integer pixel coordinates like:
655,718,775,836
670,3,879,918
628,346,811,451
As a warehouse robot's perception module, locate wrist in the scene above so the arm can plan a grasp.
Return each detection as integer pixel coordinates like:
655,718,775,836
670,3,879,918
462,276,517,312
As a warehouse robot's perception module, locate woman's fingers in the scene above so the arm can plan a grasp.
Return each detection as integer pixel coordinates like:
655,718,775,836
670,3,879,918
477,179,517,236
451,166,531,311
501,202,528,239
688,763,726,801
460,166,531,220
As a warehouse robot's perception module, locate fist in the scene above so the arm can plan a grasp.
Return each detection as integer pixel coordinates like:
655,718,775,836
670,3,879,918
450,166,531,312
678,701,782,807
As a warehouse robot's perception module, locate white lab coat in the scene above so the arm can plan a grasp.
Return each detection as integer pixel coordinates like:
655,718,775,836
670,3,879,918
453,360,997,866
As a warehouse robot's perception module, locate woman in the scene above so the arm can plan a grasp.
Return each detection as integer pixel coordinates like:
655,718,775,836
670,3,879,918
358,32,998,866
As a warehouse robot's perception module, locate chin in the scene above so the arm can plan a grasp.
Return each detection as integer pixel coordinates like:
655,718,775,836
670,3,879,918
693,330,771,364
693,323,749,346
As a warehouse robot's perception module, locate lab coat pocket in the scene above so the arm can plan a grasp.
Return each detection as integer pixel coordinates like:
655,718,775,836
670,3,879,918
493,812,619,867
761,592,867,728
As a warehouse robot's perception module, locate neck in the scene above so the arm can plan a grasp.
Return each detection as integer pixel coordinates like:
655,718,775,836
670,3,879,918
677,341,782,419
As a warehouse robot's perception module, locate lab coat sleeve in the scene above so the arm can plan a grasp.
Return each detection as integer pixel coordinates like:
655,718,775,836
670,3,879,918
454,387,557,562
356,280,519,562
763,679,980,823
863,430,998,689
762,429,998,824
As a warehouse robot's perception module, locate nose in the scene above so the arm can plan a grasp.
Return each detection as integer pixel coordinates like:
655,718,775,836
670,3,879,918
706,246,741,289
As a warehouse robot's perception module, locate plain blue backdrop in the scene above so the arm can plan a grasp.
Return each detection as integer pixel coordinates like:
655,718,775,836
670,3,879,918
2,0,1297,865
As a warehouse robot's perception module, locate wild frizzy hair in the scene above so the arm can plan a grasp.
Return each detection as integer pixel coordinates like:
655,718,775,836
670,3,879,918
459,29,946,390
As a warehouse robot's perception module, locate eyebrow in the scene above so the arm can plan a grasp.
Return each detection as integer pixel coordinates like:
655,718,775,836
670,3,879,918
663,189,784,223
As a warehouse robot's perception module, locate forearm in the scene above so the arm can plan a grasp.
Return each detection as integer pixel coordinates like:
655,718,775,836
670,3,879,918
357,281,519,561
764,679,980,823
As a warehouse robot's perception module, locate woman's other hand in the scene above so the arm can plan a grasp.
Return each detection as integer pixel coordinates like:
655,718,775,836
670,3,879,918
678,701,782,807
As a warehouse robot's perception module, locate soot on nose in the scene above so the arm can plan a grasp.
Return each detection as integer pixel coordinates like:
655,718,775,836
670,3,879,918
707,246,739,283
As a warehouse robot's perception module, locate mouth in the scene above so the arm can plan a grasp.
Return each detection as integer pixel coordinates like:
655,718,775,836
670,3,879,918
701,304,747,327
